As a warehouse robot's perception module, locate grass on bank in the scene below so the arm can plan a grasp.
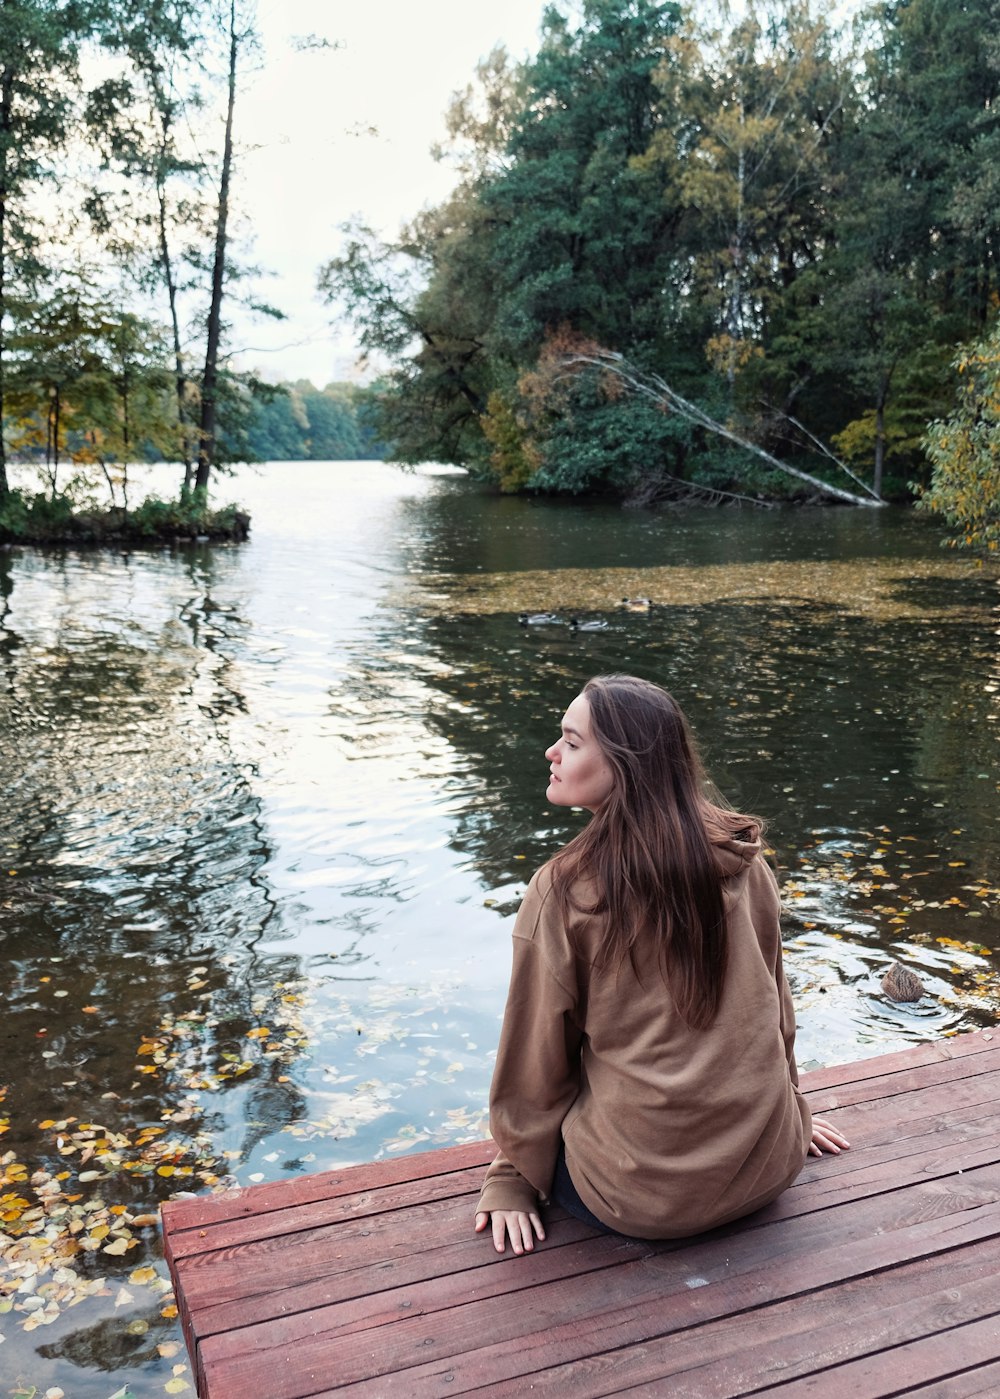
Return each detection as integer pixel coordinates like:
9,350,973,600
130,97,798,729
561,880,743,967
0,488,249,546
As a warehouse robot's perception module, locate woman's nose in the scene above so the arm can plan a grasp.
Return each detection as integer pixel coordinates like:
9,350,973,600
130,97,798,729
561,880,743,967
545,741,558,761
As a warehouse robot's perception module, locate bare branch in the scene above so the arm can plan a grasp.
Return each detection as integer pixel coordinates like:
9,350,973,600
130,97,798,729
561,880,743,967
559,351,885,509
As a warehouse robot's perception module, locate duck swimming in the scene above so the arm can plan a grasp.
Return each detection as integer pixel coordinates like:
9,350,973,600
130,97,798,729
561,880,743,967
518,612,562,626
621,596,653,612
569,618,609,631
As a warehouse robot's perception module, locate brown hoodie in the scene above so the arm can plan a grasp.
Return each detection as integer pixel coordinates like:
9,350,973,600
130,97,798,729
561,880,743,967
476,833,811,1239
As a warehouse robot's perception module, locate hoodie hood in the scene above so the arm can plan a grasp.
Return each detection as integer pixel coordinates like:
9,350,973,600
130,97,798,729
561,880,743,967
711,823,763,881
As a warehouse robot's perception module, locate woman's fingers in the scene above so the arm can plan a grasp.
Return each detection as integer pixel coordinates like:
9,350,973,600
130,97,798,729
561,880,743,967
809,1116,851,1156
475,1210,546,1254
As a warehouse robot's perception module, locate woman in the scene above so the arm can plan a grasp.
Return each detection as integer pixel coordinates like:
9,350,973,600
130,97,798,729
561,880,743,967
474,675,848,1256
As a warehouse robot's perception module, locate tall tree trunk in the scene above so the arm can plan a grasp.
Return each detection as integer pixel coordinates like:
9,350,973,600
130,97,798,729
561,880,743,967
0,64,13,500
52,385,60,487
158,176,193,495
196,0,237,495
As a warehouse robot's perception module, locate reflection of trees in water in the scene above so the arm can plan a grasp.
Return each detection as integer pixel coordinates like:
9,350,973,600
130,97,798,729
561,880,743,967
378,595,1000,948
0,543,307,1193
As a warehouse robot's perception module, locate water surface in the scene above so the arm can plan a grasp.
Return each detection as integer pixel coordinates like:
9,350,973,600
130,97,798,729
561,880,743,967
1,461,998,1396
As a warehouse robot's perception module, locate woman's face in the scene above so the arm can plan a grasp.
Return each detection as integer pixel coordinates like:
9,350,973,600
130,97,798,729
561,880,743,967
545,693,615,813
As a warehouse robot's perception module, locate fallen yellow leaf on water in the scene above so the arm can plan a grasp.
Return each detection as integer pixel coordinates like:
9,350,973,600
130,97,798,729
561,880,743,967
161,1303,178,1318
103,1237,131,1255
129,1265,158,1285
158,1341,182,1359
164,1381,190,1395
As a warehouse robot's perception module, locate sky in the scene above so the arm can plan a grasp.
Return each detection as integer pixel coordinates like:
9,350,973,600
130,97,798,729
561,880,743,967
231,0,548,385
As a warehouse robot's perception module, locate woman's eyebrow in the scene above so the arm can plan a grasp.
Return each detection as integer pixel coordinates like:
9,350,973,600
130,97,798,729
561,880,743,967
562,725,585,740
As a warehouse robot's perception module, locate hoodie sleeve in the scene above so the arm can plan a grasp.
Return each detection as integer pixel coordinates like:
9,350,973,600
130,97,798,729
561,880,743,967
476,873,583,1217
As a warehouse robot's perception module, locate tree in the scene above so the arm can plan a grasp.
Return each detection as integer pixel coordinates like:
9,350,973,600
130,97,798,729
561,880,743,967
319,212,493,467
919,318,1000,549
4,280,176,498
817,0,1000,497
84,0,212,489
196,0,242,493
653,3,855,434
484,0,683,364
0,0,95,498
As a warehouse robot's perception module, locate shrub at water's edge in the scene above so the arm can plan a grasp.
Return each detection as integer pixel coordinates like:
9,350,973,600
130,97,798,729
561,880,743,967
0,489,250,546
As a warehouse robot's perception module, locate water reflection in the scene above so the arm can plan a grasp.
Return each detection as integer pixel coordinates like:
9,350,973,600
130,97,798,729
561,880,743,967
0,463,998,1397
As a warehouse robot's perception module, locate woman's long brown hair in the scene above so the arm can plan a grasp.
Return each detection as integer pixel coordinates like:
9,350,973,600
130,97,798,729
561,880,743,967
548,674,761,1031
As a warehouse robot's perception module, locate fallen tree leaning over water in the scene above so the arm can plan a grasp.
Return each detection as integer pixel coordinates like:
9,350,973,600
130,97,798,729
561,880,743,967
560,351,886,509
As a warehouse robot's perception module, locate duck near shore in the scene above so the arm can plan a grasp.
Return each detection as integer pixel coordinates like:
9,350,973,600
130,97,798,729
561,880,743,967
621,596,653,612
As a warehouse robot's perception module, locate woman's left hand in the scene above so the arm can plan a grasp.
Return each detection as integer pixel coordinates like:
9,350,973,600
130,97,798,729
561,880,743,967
809,1115,850,1156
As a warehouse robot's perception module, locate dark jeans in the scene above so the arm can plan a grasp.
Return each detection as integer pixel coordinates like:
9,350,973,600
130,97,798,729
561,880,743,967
550,1145,632,1237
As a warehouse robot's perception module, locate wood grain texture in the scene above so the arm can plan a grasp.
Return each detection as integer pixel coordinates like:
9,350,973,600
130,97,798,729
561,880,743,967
162,1027,1000,1399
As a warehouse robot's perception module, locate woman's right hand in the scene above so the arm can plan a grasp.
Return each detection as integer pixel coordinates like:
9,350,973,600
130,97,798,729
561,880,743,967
475,1208,545,1255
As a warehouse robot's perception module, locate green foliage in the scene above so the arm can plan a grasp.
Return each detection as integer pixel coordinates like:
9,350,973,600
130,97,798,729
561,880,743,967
918,319,1000,550
484,0,682,363
480,389,540,493
0,484,247,544
0,0,279,504
325,0,1000,503
244,381,384,461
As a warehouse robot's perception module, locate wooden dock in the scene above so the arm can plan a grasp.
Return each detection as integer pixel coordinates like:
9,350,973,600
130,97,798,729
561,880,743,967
163,1028,1000,1397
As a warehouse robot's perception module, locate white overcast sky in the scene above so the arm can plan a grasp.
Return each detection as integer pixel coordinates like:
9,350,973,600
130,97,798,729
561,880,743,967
231,0,547,385
231,0,860,386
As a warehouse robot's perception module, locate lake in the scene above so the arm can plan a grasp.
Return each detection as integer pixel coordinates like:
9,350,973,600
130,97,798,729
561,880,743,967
1,460,998,1396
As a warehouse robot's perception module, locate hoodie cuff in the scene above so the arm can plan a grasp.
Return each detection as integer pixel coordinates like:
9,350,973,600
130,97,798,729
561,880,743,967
476,1151,540,1216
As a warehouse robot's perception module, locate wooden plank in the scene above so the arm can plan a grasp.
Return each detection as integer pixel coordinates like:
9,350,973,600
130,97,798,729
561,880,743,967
191,1212,626,1341
805,1045,1000,1115
200,1187,1000,1399
759,1313,1000,1397
164,1163,487,1261
798,1030,998,1093
161,1138,494,1235
903,1359,1000,1397
477,1242,1000,1398
198,1231,651,1369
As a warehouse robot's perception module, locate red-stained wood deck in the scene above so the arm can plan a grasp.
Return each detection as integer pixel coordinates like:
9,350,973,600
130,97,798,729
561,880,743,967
162,1028,1000,1398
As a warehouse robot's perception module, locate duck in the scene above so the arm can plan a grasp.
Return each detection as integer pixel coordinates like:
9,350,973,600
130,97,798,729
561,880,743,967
569,617,609,631
621,596,653,612
518,612,562,626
